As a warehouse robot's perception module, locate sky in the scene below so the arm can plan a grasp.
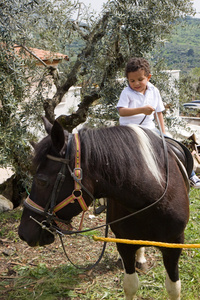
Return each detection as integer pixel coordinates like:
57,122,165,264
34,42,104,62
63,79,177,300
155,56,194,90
81,0,200,18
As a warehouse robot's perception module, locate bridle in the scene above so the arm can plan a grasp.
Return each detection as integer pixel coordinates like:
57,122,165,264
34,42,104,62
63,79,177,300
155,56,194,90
24,132,108,270
24,133,96,234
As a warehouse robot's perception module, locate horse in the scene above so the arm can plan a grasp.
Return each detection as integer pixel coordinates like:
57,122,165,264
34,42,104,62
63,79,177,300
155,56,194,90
18,117,190,300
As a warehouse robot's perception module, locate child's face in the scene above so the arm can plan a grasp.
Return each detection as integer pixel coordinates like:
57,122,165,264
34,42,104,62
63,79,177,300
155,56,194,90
127,69,151,94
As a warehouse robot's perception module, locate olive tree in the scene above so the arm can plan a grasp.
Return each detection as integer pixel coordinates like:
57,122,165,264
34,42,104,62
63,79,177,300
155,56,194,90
0,0,194,205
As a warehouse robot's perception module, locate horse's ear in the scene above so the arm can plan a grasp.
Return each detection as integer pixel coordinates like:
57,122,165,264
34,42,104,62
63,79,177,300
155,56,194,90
42,116,53,135
51,120,65,154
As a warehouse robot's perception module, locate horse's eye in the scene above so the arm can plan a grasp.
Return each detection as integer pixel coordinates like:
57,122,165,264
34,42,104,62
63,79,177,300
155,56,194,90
35,175,49,187
38,179,48,187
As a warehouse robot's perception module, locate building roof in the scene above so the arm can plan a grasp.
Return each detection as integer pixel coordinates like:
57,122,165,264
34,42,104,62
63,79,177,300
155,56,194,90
14,45,69,66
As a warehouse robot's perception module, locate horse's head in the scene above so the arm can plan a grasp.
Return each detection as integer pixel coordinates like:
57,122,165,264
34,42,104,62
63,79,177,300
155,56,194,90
18,118,90,247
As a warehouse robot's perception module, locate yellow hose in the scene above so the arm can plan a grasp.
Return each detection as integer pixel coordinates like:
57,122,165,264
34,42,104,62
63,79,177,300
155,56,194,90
93,235,200,249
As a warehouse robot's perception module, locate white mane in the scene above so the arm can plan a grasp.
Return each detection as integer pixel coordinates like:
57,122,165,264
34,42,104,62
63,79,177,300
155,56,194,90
128,125,164,186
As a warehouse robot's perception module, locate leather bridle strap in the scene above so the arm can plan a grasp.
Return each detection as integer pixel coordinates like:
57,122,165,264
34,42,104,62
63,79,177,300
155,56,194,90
47,164,66,214
25,196,46,215
52,133,88,214
53,191,87,213
24,196,72,228
24,133,88,230
74,133,82,190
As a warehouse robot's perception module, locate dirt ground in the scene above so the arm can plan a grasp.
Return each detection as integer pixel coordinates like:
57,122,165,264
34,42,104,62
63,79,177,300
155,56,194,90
0,169,123,299
0,171,155,300
0,205,122,280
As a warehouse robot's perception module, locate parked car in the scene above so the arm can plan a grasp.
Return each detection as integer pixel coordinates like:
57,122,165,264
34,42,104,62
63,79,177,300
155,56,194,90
183,100,200,109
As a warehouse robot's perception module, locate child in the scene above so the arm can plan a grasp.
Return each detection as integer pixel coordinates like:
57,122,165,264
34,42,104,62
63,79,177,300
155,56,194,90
117,57,200,188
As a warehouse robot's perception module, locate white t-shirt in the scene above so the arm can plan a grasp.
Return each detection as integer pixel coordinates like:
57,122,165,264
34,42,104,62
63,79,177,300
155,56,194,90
117,82,165,129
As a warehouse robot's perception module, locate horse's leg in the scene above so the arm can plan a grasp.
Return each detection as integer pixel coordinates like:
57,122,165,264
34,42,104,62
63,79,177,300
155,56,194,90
161,247,182,300
116,243,139,300
135,247,148,271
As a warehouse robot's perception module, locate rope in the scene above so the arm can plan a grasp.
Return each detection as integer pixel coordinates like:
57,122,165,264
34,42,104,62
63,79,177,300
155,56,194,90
57,204,109,271
58,231,107,271
93,235,200,249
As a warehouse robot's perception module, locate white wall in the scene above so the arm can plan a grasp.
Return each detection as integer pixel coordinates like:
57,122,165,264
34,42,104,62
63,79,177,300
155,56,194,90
55,86,81,118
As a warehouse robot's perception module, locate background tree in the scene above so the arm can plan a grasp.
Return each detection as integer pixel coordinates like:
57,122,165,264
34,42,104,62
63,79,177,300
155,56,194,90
0,0,194,205
179,67,200,117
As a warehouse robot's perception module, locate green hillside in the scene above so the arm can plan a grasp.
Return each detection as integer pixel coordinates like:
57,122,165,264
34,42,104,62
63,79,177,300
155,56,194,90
159,17,200,72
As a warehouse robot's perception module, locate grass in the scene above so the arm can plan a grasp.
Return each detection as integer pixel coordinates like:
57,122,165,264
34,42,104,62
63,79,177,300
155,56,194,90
0,188,200,299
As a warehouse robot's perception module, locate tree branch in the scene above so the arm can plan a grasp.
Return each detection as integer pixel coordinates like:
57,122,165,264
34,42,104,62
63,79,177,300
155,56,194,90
71,21,89,40
56,91,100,132
44,12,111,124
18,44,61,89
18,44,48,67
56,51,124,131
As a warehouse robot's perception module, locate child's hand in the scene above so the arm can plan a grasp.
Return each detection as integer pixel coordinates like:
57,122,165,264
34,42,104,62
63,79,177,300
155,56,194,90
143,105,155,115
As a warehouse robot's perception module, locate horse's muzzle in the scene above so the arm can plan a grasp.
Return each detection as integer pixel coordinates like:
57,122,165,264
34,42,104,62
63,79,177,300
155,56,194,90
18,219,55,247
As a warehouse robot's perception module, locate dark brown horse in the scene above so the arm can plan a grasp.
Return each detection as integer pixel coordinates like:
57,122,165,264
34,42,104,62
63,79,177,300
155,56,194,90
18,118,190,300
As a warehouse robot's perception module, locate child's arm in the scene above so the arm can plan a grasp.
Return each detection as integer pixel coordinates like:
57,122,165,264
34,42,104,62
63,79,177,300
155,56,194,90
154,112,166,134
118,105,155,116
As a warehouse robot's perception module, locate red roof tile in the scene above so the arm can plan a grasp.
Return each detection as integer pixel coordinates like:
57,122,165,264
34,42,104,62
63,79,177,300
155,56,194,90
14,45,69,65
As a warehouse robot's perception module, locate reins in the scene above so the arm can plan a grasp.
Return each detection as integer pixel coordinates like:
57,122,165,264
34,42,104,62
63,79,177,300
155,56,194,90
58,207,109,271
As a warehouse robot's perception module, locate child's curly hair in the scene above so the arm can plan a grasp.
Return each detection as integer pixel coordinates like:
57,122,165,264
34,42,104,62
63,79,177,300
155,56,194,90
125,57,151,77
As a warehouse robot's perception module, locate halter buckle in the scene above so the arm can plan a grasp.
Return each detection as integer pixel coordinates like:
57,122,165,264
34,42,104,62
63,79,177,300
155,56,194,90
72,189,82,198
72,168,82,181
